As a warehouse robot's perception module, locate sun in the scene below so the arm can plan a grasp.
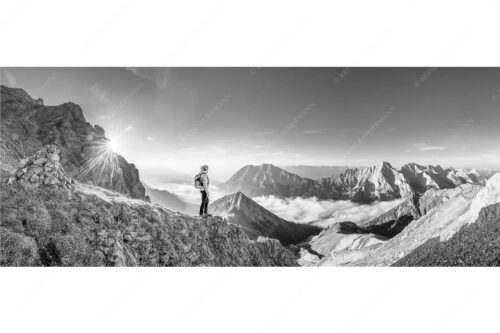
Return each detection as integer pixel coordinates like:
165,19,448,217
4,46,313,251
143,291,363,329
107,137,119,152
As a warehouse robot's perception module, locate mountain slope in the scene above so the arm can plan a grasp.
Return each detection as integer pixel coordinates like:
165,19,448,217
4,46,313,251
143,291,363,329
315,174,500,266
0,85,145,199
210,191,321,245
299,221,388,266
394,202,500,266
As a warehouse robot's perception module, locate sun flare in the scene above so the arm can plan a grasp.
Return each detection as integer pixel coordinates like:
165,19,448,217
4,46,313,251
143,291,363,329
107,138,118,152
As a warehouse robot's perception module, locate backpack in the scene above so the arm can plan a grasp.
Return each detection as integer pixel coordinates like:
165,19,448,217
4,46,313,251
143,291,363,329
194,173,203,189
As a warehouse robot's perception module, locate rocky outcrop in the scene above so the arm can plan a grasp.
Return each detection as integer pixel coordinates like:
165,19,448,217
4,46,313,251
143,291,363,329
360,194,421,238
211,191,321,245
0,182,299,267
5,144,75,189
0,85,146,199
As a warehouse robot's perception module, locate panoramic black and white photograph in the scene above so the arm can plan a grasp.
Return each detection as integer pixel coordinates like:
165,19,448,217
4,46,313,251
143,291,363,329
1,67,499,267
2,2,500,333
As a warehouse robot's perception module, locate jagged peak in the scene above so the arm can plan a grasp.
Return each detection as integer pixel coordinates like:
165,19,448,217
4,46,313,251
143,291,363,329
401,162,425,170
379,161,394,169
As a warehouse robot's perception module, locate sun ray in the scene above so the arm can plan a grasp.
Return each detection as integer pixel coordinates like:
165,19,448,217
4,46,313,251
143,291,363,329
79,139,121,188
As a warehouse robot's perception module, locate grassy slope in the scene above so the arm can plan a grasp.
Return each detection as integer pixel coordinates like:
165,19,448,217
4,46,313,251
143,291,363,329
394,203,500,266
0,183,298,267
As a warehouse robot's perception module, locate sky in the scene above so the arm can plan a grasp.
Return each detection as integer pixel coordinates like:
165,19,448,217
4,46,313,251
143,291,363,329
1,67,500,181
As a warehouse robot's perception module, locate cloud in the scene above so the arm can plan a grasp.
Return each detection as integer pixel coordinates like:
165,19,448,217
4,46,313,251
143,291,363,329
1,69,16,86
126,68,171,90
146,136,155,141
124,126,134,132
88,82,111,104
253,195,403,227
412,143,448,151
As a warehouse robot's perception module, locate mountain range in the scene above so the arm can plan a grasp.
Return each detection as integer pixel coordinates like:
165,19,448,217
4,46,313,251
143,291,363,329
220,162,487,203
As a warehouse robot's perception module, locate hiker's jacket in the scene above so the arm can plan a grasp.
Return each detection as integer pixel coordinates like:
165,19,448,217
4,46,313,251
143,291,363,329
200,171,209,192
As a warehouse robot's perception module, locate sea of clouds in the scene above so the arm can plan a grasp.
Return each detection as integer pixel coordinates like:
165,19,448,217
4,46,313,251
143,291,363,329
253,195,404,227
158,181,403,227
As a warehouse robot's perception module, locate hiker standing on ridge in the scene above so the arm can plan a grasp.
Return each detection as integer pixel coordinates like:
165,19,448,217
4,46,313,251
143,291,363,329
195,164,211,217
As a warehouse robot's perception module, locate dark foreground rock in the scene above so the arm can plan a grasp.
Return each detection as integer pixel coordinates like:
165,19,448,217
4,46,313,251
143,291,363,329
394,203,500,266
0,183,298,266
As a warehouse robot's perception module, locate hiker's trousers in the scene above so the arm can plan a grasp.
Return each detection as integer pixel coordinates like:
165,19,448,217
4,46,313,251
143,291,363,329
200,190,209,215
